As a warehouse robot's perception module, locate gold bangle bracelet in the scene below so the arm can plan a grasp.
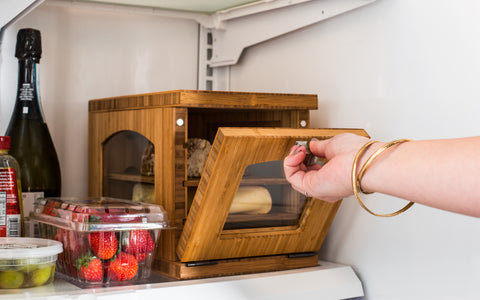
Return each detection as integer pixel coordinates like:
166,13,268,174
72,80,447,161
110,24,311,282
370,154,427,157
352,139,414,217
357,139,411,194
351,140,377,210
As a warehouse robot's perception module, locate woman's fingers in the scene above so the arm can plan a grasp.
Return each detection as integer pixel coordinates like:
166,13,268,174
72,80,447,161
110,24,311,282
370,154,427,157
284,133,372,202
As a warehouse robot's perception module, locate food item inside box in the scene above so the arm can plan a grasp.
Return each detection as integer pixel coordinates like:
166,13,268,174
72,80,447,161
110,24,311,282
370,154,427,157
30,197,170,287
132,183,155,204
229,186,272,214
139,137,212,178
0,237,62,289
140,143,154,176
186,138,211,177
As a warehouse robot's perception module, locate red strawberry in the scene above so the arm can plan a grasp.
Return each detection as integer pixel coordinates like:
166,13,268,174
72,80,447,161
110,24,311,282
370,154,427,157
123,230,155,254
106,252,138,281
133,252,150,263
77,256,104,282
88,231,118,260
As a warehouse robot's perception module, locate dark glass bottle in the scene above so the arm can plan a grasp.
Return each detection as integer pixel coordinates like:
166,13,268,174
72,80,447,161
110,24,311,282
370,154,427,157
5,28,61,214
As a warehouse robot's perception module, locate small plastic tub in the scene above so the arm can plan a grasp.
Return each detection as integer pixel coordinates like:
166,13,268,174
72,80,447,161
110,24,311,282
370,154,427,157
0,237,63,289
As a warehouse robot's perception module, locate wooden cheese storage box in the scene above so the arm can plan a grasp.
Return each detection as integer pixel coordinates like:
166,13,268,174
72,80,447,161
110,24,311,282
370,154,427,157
88,90,368,279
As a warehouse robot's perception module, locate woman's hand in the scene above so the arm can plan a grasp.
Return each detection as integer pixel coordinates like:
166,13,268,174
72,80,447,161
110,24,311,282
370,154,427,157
283,133,372,202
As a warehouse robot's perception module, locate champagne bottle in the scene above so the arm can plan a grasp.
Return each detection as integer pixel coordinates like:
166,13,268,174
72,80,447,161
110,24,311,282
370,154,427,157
5,28,61,219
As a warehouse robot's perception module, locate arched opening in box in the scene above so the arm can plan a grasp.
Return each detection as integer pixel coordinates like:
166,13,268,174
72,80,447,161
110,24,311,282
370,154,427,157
102,130,155,203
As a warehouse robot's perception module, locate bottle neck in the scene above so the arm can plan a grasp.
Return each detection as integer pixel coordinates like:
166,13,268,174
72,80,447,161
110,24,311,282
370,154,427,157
13,58,45,121
19,58,36,85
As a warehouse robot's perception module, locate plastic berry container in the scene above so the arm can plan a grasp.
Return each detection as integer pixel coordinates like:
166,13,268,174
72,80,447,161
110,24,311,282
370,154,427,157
30,197,170,288
0,237,63,289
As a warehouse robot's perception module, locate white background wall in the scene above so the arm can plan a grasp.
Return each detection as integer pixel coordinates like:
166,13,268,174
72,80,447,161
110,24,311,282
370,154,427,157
1,0,479,299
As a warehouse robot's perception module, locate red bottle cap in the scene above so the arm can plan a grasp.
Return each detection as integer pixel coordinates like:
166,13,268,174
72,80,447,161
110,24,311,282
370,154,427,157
0,136,11,150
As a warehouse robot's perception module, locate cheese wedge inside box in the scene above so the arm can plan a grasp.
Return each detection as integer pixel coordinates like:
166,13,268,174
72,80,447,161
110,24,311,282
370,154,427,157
229,186,272,214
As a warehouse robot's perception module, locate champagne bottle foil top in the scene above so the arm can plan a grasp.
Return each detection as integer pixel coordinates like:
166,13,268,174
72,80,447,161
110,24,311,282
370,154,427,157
15,28,42,62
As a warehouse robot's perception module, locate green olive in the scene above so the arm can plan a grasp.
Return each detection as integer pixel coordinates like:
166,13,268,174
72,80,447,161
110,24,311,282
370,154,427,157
0,270,25,289
30,265,53,287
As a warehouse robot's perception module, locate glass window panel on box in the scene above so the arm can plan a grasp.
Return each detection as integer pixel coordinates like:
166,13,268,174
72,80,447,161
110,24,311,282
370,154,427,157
102,130,155,203
223,160,308,230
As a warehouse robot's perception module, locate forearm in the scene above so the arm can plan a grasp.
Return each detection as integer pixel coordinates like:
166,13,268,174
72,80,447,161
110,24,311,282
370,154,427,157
361,137,480,217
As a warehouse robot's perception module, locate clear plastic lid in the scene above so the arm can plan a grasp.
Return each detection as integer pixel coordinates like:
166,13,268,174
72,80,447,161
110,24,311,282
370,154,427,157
31,197,170,232
0,237,63,259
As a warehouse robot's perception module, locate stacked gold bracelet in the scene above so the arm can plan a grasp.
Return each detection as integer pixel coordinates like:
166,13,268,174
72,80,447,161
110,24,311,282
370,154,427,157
352,139,414,217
